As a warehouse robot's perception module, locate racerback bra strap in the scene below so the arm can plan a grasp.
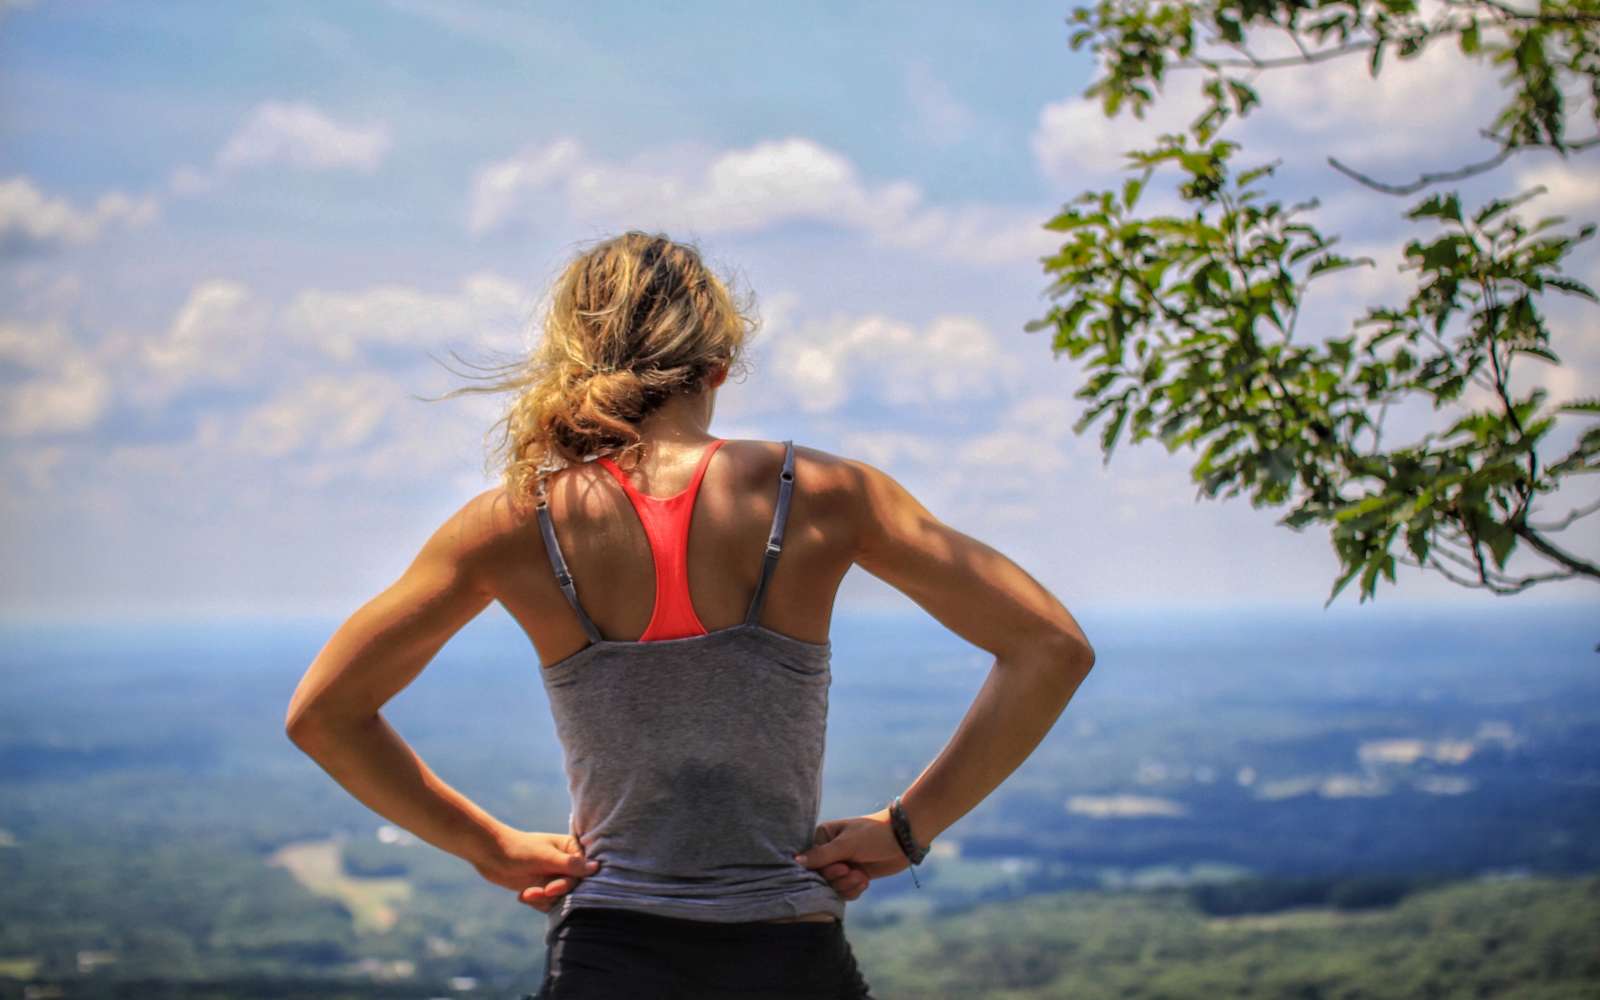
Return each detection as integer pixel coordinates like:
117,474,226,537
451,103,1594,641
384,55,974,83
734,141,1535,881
535,481,604,644
744,439,796,627
536,439,795,642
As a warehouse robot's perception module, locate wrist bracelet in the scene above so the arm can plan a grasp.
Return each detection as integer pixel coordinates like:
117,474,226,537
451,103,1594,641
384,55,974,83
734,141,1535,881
889,795,929,888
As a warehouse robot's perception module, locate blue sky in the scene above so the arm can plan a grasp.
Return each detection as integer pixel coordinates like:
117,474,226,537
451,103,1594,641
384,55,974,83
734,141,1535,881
2,0,1595,622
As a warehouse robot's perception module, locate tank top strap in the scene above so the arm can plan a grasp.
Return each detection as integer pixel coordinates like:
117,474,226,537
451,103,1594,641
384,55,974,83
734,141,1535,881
744,440,796,626
535,481,603,645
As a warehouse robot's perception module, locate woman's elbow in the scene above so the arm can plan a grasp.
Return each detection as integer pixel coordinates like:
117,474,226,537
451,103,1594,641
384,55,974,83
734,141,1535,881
1002,630,1094,679
1060,634,1095,676
284,699,331,749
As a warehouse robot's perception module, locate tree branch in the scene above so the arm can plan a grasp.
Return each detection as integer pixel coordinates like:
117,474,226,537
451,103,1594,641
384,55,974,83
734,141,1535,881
1526,496,1600,531
1398,552,1579,593
1328,135,1600,195
1513,521,1600,577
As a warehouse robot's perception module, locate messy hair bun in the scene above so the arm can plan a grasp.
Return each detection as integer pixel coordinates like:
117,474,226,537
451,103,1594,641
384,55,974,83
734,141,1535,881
439,230,756,510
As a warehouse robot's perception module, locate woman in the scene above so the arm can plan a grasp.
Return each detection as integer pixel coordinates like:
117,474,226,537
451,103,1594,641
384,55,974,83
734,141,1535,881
285,231,1096,998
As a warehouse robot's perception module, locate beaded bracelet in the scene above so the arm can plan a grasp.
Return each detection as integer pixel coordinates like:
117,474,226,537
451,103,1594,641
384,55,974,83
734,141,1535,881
889,795,929,888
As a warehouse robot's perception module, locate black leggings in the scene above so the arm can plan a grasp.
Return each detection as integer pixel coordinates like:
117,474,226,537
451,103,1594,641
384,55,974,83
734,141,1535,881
528,906,877,999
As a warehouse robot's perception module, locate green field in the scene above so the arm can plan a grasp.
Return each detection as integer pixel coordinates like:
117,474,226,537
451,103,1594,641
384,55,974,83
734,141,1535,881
3,872,1595,998
847,874,1600,999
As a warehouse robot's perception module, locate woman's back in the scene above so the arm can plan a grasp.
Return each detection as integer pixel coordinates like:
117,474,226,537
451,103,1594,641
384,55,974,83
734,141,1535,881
498,438,854,933
531,441,851,934
494,438,856,669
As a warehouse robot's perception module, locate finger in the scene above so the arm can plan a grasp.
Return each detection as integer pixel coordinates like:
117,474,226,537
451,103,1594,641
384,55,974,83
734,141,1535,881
563,853,602,877
522,878,567,905
795,836,846,869
543,877,573,896
831,870,869,894
519,887,552,911
820,862,854,880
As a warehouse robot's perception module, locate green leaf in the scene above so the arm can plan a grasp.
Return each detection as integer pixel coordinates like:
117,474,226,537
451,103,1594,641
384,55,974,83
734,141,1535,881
1121,175,1145,210
1325,564,1358,606
1515,345,1560,364
1406,193,1463,224
1545,276,1599,302
1360,552,1384,596
1481,520,1516,569
1100,400,1131,463
1306,253,1360,278
1226,79,1259,115
1333,493,1400,524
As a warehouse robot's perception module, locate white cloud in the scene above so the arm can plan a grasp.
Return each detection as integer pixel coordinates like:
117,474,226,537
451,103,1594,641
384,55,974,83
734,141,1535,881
7,267,84,318
0,316,74,369
205,372,399,460
167,100,393,197
132,279,273,400
218,101,391,173
467,139,586,236
834,428,947,470
2,354,111,437
33,271,531,490
1032,13,1507,189
1246,33,1498,170
0,319,112,437
1033,85,1203,182
283,272,530,362
1510,157,1600,227
183,366,491,489
957,427,1070,475
768,312,1027,414
0,176,159,256
467,136,1060,265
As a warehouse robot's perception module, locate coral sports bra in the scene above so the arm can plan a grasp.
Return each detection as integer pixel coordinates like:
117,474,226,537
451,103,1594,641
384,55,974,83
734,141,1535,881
593,437,727,641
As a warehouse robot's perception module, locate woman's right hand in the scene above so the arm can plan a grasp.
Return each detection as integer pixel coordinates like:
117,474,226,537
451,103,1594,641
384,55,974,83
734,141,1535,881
796,807,911,896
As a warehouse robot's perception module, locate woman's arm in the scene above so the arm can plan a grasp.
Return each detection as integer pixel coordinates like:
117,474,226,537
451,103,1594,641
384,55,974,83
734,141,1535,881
284,493,512,863
284,491,598,910
797,458,1095,888
851,458,1095,847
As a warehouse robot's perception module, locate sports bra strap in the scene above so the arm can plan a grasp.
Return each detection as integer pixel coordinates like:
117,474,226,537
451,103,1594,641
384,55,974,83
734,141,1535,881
744,439,796,626
535,482,604,644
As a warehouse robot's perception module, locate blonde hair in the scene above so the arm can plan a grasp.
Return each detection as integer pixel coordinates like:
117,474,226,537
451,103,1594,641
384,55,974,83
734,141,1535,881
437,231,757,510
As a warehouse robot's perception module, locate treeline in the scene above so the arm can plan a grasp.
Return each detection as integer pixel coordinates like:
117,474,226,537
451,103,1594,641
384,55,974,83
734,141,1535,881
1187,871,1460,916
0,977,445,999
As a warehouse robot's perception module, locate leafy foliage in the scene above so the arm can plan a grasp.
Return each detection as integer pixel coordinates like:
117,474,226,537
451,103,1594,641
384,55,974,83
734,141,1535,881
1034,0,1600,603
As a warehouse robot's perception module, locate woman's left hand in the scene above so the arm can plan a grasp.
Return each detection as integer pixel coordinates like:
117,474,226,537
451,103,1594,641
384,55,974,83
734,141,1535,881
473,829,600,913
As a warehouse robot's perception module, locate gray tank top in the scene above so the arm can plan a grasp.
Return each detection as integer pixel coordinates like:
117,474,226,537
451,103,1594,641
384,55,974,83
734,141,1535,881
534,439,845,934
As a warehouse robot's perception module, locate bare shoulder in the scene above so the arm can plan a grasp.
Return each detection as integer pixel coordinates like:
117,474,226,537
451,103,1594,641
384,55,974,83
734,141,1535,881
433,484,540,576
725,438,861,499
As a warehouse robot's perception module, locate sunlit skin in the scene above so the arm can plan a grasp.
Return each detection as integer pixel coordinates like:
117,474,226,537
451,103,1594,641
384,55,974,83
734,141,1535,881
284,365,869,917
286,360,1095,920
